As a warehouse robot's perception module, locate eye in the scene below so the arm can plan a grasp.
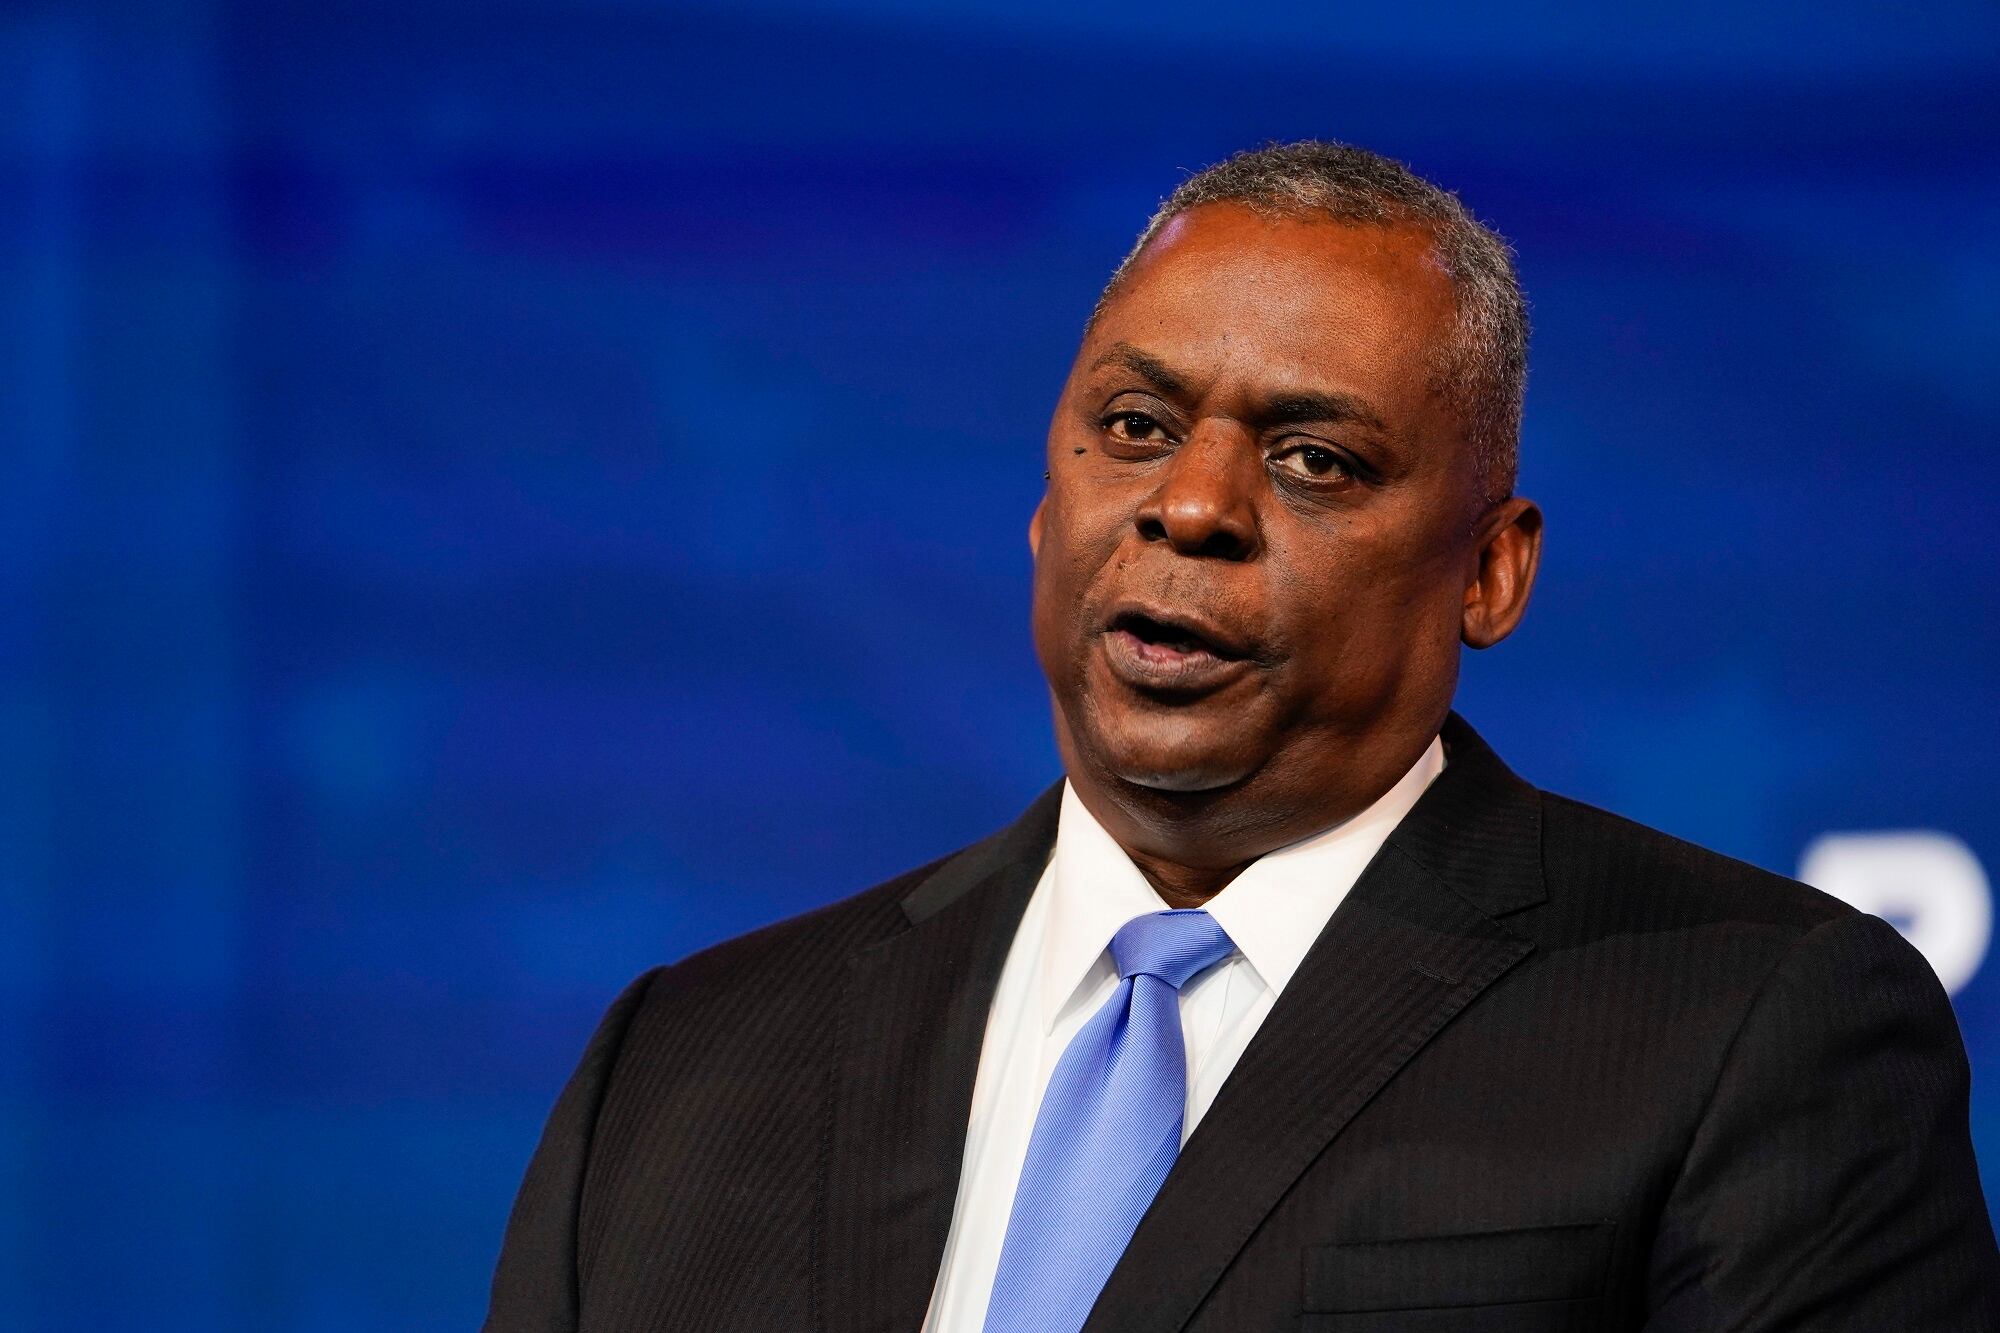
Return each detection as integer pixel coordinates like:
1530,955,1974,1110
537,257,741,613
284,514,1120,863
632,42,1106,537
1102,410,1174,444
1271,440,1354,481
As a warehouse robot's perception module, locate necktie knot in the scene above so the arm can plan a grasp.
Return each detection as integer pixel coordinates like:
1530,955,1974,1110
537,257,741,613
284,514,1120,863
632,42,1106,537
1109,909,1235,991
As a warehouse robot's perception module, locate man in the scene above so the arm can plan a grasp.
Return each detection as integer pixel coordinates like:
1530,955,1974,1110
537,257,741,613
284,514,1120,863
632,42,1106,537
484,142,2000,1331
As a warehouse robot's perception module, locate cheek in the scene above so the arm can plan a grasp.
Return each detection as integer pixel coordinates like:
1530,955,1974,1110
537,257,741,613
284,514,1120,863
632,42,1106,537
1030,498,1097,660
1035,493,1126,604
1274,528,1463,669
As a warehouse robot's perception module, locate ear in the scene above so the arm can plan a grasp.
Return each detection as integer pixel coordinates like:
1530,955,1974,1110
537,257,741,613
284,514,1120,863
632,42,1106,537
1029,493,1046,558
1461,496,1543,649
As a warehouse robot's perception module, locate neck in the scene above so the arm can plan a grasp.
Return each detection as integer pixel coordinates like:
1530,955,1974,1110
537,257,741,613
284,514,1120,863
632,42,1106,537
1061,767,1372,910
1123,851,1252,909
1055,721,1445,911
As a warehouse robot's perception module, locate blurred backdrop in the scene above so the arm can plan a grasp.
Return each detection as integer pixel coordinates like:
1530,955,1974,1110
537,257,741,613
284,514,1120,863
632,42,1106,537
3,1,1998,1327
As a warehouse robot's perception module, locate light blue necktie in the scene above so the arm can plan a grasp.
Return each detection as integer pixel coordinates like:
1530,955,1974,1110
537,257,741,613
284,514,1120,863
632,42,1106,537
982,909,1236,1333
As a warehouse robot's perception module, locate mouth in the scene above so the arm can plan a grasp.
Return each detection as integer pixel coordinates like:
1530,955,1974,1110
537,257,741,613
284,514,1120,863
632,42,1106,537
1099,606,1255,695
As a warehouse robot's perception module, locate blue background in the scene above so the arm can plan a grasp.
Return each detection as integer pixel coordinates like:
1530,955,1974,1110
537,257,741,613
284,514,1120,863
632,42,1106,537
3,2,1997,1327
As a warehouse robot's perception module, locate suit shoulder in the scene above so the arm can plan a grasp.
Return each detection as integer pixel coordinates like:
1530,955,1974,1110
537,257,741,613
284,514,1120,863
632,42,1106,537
575,848,951,1100
598,782,1057,1082
648,846,953,1001
1537,790,1853,938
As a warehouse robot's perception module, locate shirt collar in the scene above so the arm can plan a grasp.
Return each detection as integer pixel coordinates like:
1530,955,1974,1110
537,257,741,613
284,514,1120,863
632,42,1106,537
1040,781,1168,1033
1038,735,1446,1032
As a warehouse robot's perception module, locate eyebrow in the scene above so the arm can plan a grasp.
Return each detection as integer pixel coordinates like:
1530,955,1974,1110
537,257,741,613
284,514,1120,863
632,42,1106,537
1258,390,1387,433
1089,341,1388,433
1088,342,1191,398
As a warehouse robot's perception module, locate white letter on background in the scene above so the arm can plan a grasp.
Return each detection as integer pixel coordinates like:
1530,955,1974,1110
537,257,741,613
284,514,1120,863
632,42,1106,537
1800,832,1992,997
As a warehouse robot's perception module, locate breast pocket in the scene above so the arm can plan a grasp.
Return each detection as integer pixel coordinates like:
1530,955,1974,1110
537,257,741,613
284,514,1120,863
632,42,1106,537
1301,1221,1615,1332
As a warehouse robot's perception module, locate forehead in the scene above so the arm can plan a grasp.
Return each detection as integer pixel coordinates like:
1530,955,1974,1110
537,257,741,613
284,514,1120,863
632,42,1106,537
1087,203,1458,410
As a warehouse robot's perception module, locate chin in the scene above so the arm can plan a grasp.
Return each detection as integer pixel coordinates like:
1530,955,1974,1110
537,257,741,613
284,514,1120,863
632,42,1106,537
1087,710,1257,794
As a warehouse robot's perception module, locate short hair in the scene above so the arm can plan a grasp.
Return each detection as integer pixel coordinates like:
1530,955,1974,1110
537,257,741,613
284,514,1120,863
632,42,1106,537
1092,142,1528,502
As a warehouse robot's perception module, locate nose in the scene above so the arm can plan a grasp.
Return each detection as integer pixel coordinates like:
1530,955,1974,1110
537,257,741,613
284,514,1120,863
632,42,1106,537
1133,422,1262,561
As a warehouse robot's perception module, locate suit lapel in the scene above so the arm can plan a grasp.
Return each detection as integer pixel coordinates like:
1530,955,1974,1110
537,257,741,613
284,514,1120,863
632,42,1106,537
818,782,1063,1333
1083,714,1547,1333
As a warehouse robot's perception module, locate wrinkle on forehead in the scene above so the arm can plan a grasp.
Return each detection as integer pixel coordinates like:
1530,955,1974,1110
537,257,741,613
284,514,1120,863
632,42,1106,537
1078,204,1467,470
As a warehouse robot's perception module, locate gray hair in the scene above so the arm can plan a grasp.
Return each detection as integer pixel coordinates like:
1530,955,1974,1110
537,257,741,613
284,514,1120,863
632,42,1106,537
1093,142,1527,502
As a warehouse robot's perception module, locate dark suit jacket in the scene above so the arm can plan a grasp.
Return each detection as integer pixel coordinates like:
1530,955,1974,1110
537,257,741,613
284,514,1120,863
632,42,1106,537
485,714,2000,1331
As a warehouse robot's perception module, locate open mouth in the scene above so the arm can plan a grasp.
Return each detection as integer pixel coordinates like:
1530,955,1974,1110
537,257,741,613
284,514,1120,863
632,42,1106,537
1099,606,1255,694
1106,610,1243,660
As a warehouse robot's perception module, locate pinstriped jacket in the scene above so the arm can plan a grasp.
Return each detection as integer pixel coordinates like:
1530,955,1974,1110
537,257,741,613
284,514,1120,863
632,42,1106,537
485,714,2000,1331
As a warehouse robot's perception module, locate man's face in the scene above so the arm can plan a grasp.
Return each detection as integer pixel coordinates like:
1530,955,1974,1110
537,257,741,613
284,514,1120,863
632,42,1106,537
1031,202,1517,839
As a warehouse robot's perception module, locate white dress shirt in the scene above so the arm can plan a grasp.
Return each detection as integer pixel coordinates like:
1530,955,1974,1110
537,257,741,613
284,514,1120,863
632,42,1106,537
920,737,1447,1332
